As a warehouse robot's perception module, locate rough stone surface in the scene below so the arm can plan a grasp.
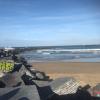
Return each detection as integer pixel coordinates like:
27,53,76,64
50,77,79,95
0,86,40,100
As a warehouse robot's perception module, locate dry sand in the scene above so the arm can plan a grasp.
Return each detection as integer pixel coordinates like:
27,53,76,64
32,62,100,86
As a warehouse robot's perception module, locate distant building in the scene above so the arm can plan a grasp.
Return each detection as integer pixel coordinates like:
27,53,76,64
4,47,15,51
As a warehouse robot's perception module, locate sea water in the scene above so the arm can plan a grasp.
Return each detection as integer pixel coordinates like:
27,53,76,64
20,45,100,62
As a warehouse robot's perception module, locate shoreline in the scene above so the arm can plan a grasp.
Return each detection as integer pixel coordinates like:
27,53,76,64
28,57,100,63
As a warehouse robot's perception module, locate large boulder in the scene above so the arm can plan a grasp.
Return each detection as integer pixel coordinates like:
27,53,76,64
0,86,40,100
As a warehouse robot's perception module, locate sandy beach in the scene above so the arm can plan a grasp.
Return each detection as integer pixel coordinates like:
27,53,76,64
32,62,100,86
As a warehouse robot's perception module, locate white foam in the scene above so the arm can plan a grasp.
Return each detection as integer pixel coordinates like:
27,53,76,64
37,48,100,53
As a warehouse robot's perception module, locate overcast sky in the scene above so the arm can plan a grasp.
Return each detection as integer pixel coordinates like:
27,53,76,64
0,0,100,47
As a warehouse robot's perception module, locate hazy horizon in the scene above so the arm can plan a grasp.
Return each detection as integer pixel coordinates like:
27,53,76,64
0,39,100,47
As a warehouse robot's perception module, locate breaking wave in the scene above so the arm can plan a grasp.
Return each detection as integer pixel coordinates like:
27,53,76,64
20,48,100,62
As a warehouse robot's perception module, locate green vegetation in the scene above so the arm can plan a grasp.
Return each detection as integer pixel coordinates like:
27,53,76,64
0,60,14,72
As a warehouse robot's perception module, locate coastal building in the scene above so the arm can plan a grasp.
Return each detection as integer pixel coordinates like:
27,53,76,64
4,47,15,52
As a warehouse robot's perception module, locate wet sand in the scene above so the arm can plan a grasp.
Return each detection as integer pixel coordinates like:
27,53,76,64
32,62,100,86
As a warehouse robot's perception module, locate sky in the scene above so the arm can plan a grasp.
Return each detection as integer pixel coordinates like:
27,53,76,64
0,0,100,47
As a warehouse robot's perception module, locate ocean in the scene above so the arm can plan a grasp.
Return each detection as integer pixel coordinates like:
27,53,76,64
20,45,100,62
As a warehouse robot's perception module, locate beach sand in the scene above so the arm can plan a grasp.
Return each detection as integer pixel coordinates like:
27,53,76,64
32,62,100,86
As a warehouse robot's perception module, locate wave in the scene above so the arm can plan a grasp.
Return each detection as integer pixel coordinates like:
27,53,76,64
36,48,100,54
20,47,100,62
